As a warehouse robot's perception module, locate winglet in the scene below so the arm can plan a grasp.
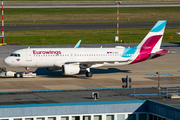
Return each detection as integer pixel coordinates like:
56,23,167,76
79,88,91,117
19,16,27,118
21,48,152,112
74,40,81,48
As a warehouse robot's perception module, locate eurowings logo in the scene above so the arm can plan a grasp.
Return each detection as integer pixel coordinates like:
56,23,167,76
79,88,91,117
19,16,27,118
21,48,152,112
33,50,61,55
16,58,20,61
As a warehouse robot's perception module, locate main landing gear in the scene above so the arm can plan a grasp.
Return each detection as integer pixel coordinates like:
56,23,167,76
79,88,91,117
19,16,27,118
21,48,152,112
86,68,92,77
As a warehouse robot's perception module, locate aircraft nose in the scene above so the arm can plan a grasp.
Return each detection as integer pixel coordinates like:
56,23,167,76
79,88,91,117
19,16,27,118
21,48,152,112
3,57,13,66
3,57,9,65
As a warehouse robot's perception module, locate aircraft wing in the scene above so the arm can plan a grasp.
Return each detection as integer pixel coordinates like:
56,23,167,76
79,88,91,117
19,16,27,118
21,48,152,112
65,59,130,68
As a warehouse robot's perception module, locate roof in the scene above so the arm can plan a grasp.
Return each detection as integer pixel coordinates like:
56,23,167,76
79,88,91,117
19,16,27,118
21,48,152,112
0,87,179,109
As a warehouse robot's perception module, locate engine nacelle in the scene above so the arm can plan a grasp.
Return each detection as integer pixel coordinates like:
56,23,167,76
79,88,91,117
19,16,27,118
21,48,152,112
62,64,80,75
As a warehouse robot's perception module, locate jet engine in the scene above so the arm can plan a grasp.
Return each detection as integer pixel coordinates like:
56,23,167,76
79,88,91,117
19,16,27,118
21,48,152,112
62,64,80,75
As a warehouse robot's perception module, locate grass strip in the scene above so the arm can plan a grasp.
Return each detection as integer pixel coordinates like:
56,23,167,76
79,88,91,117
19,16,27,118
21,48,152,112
4,27,180,45
2,7,180,24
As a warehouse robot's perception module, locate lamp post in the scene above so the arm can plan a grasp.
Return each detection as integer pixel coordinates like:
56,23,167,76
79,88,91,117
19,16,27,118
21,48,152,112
156,72,161,89
156,72,161,98
114,1,121,42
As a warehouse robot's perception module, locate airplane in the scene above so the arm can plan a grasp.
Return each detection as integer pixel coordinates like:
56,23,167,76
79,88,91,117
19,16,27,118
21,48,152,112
3,20,168,77
176,32,180,35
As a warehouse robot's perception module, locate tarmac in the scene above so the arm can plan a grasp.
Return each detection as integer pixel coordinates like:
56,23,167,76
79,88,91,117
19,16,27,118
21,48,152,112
0,53,180,92
0,43,179,92
3,2,180,8
0,44,180,108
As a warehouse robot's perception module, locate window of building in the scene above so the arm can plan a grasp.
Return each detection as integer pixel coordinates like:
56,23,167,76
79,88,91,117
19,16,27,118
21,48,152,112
139,114,147,120
36,118,45,120
83,116,91,120
25,118,33,120
149,114,153,120
14,119,22,120
48,117,56,120
61,117,69,120
106,115,114,120
72,116,80,120
154,116,157,120
128,114,136,120
94,115,102,120
158,116,161,120
117,114,125,120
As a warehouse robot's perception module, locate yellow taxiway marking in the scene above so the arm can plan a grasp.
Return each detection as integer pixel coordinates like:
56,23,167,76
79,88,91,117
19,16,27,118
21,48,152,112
174,78,180,80
144,61,175,69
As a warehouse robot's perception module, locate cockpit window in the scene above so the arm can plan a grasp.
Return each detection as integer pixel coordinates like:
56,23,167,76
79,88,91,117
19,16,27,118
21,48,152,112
10,53,20,57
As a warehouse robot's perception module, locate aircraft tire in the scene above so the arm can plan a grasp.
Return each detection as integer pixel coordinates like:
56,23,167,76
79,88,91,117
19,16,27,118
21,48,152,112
86,72,92,77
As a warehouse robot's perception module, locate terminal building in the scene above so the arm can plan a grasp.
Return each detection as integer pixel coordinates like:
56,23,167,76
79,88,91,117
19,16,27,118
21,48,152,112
0,87,180,120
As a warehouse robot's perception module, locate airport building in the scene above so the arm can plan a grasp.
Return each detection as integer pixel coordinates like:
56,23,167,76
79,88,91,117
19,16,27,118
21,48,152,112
0,88,180,120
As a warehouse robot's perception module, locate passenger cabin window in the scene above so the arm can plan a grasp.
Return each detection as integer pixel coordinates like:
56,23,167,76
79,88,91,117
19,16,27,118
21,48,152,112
10,53,20,57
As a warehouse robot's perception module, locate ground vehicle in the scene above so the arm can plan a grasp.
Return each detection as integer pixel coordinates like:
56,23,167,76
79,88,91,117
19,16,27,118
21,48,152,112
0,67,36,78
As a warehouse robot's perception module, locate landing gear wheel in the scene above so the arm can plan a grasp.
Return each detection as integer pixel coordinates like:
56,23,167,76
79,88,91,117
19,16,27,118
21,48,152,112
86,72,92,77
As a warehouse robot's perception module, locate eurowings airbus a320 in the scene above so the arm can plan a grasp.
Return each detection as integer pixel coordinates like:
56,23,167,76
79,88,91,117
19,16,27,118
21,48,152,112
4,20,168,77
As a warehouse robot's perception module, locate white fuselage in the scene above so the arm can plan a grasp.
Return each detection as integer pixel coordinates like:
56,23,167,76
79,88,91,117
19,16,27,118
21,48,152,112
4,47,132,68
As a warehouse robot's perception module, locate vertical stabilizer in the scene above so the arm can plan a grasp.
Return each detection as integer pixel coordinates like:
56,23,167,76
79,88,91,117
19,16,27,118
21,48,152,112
130,20,167,64
137,20,166,53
